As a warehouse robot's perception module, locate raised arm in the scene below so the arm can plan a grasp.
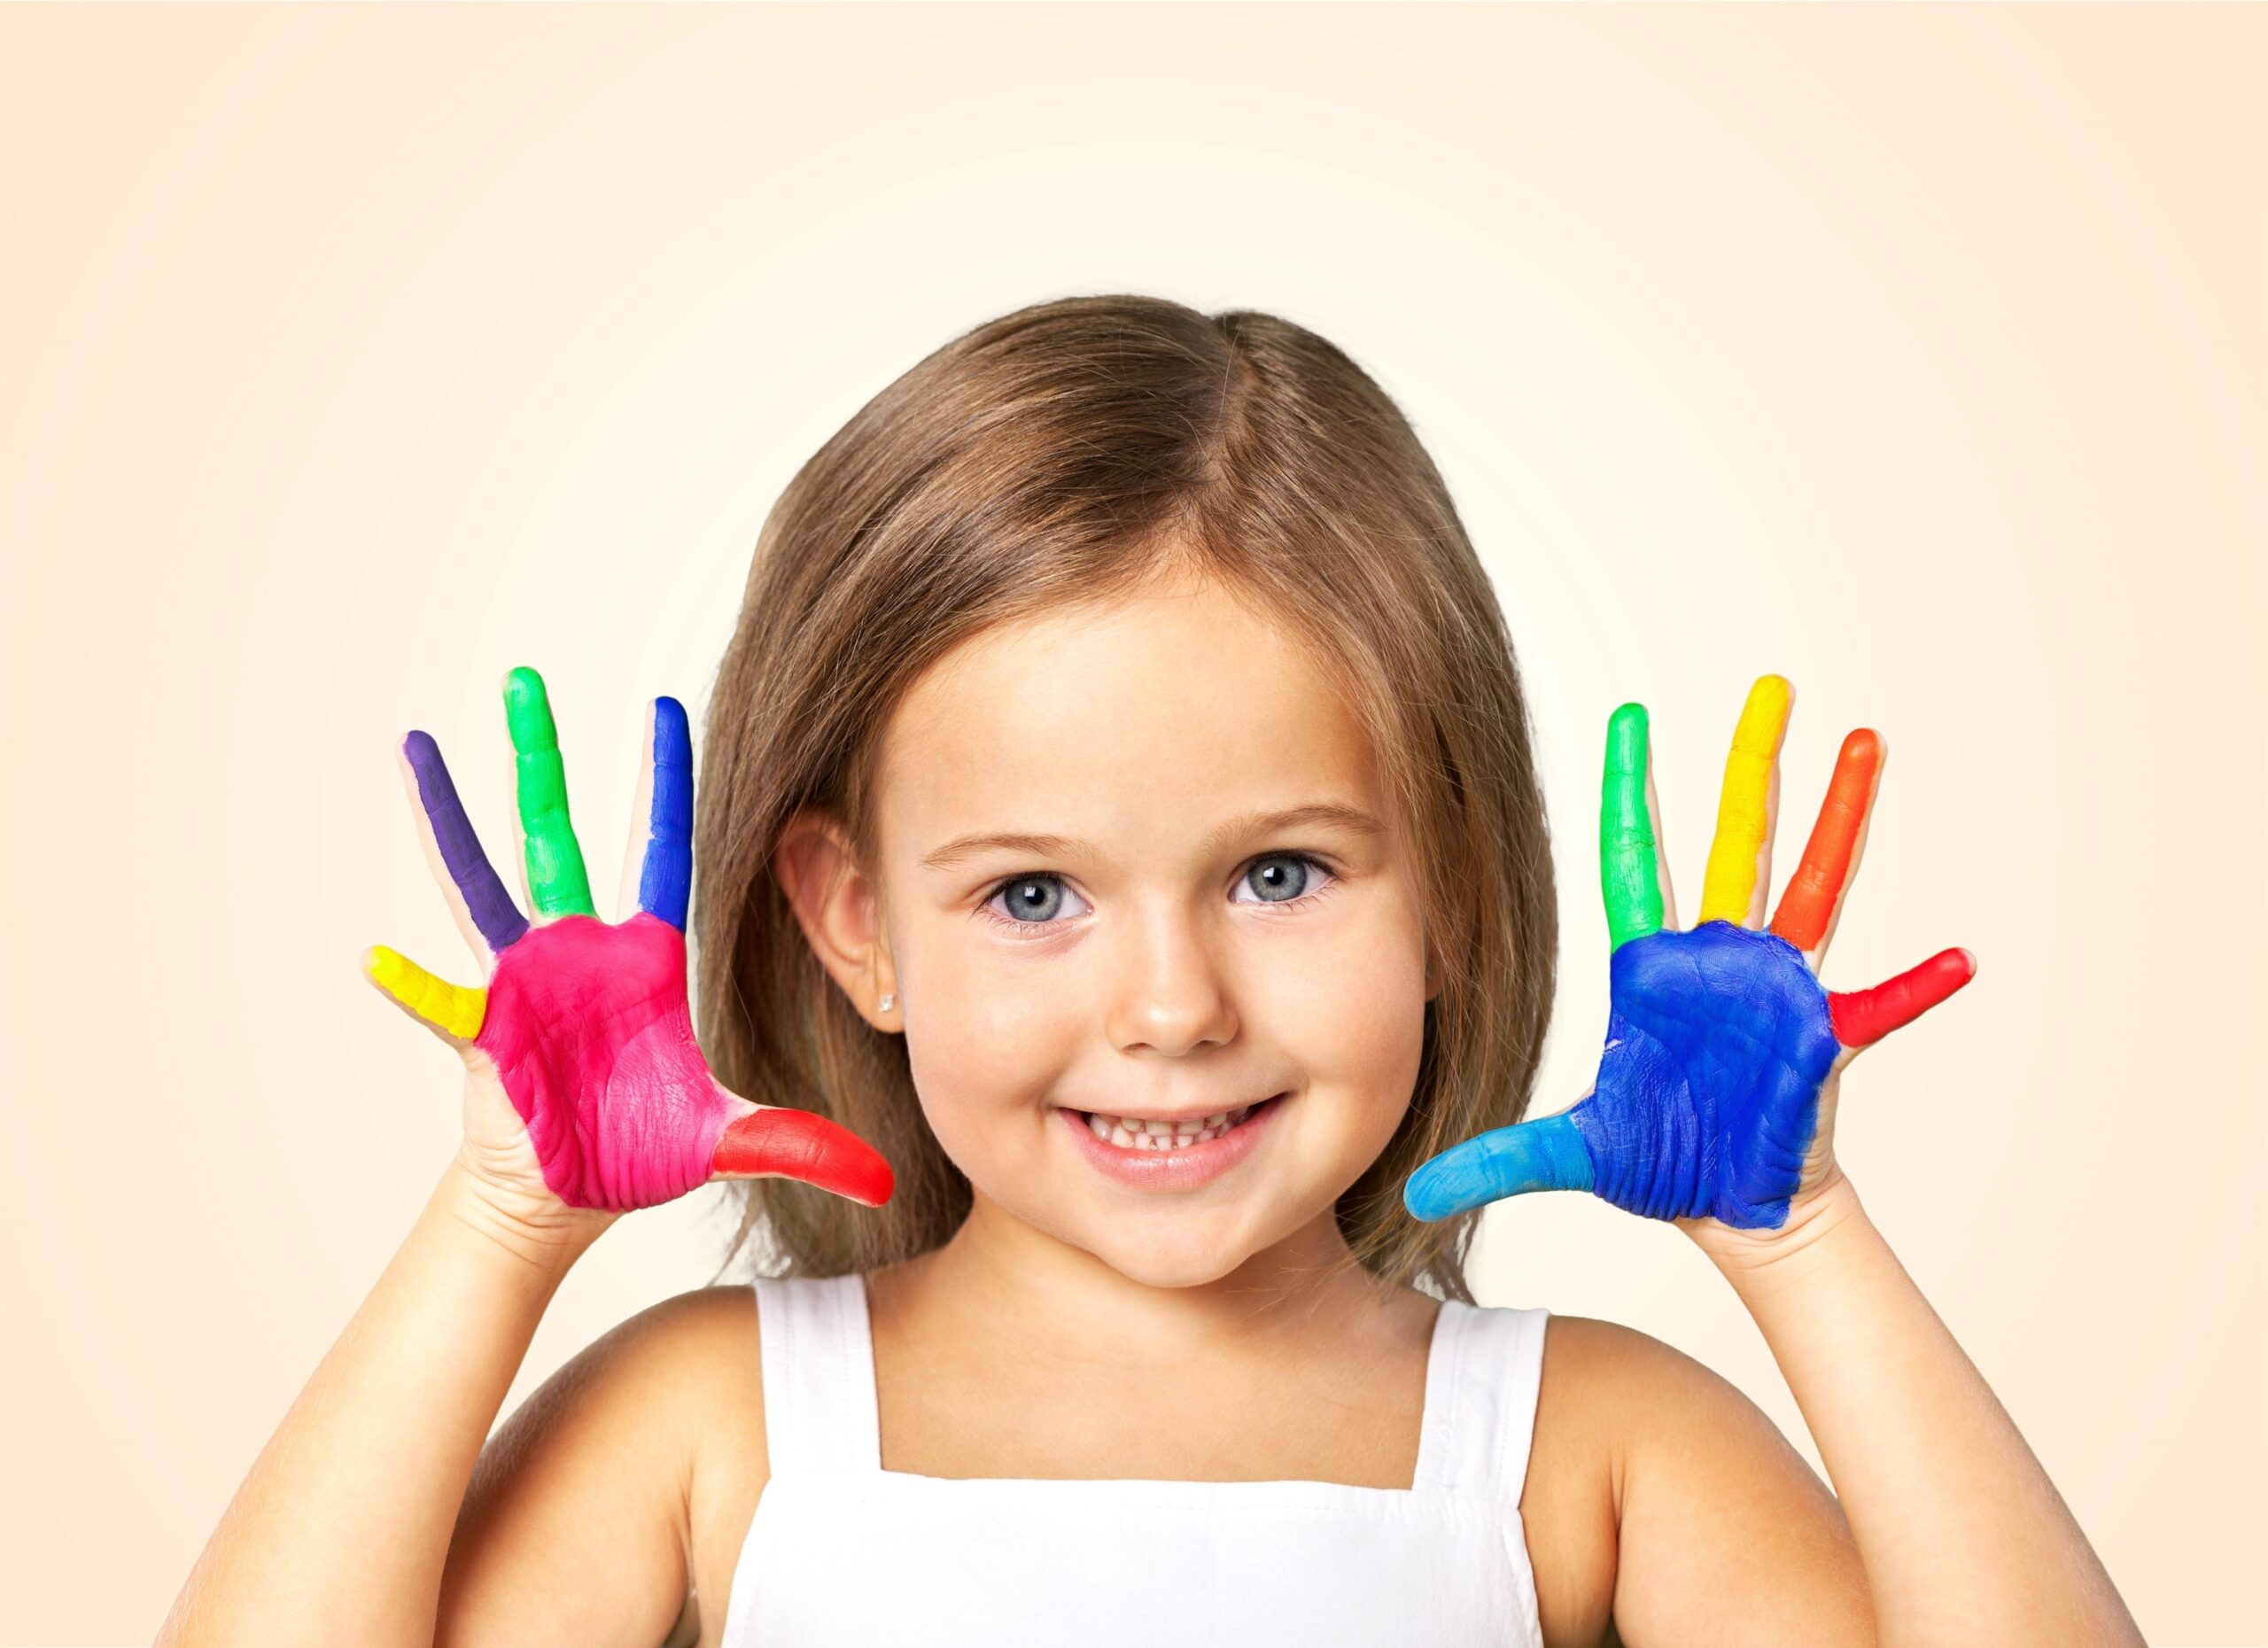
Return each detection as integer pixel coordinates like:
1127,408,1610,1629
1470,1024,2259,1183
158,670,889,1648
1406,675,2142,1647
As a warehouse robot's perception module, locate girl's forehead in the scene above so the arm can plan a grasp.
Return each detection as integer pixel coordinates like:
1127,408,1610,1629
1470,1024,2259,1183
874,582,1388,845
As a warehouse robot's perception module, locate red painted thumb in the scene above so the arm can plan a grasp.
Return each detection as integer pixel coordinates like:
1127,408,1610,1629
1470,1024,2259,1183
710,1105,896,1207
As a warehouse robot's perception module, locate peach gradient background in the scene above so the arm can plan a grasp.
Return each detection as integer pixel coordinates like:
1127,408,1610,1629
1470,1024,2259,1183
4,5,2262,1643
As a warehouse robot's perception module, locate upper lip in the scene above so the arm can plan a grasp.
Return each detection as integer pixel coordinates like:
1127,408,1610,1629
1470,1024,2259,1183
1065,1093,1285,1124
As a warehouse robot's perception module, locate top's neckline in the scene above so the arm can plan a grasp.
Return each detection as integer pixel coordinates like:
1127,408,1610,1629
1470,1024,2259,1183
834,1271,1465,1497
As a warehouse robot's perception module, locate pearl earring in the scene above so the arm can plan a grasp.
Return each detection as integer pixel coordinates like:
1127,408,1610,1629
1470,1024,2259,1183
879,992,897,1014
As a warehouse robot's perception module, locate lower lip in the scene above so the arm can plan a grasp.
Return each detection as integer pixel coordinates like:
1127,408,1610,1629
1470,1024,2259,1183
1059,1095,1286,1192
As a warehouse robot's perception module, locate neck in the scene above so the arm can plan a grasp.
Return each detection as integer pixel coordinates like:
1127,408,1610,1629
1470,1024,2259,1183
913,1191,1399,1369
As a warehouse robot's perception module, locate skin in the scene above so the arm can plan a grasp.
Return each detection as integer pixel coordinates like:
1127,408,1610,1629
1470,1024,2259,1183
158,577,2144,1648
1406,686,1976,1228
363,676,893,1210
821,571,1435,1294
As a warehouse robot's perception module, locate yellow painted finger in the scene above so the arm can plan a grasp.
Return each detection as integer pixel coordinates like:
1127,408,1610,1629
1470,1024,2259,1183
1697,674,1793,927
362,944,487,1042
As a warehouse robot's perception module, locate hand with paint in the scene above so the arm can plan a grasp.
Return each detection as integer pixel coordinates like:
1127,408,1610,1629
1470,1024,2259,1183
1405,675,1974,1236
361,667,895,1222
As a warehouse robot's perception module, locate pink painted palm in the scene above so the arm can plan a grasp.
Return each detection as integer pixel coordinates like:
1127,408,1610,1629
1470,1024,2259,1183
361,668,894,1216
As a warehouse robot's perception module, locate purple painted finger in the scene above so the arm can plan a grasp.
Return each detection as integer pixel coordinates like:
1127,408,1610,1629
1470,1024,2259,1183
404,730,530,952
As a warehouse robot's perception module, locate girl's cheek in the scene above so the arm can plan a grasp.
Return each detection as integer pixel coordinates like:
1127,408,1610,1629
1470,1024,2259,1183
1254,907,1429,1104
894,899,1425,1163
899,930,1084,1143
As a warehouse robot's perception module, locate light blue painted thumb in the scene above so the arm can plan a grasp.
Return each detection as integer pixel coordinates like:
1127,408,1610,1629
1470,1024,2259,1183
1402,1110,1597,1222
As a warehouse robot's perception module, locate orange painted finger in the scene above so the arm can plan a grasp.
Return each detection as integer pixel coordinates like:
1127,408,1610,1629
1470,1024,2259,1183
1770,728,1885,956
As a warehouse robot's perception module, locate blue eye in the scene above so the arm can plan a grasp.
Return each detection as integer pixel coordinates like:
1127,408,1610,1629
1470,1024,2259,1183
984,856,1335,931
986,875,1091,927
1235,853,1332,906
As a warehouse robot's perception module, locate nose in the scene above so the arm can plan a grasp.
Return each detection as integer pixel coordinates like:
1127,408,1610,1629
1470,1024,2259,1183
1104,900,1239,1058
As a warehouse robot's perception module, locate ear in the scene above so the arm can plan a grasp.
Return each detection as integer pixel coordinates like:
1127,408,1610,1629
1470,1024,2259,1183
773,807,901,1031
1419,916,1445,1005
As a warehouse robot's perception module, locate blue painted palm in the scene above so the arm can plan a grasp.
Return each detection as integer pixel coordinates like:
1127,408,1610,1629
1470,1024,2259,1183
1405,676,1974,1233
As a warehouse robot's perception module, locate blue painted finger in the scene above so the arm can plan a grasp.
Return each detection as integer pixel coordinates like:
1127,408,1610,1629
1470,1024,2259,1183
635,696,694,931
1403,1110,1597,1222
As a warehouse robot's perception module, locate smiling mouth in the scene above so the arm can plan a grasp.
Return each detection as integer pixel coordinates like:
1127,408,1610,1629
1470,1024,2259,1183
1070,1094,1285,1151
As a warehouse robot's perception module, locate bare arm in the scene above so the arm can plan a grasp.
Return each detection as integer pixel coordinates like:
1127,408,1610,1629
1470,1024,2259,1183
156,1165,616,1647
1682,1169,2143,1648
1411,680,2145,1646
432,1283,764,1646
159,672,889,1643
1586,1172,2141,1646
1540,1315,1873,1648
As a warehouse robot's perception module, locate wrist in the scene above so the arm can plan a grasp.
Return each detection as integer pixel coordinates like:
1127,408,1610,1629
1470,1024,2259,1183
436,1157,616,1276
1682,1162,1871,1286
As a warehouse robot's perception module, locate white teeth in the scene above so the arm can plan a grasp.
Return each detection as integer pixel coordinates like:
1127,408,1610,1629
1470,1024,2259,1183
1084,1104,1258,1150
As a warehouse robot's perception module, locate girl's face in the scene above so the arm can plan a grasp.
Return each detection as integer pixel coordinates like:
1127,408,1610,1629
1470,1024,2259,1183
868,572,1433,1289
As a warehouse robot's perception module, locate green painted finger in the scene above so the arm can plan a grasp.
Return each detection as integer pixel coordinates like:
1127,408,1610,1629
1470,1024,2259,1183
1600,703,1665,950
502,667,596,920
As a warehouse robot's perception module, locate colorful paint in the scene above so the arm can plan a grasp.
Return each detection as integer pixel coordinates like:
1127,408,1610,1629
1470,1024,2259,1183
1406,675,1975,1229
1598,704,1667,951
1769,728,1882,956
1697,673,1791,928
366,667,894,1212
502,668,597,922
404,727,526,954
633,694,695,933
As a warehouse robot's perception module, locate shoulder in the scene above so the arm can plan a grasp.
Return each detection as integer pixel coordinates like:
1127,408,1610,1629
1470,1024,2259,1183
436,1283,765,1644
1520,1313,1868,1645
1532,1310,1836,1497
631,1280,767,1431
561,1283,777,1644
1535,1310,1738,1420
1516,1313,1643,1645
1529,1310,1821,1468
522,1282,765,1471
469,1281,761,1512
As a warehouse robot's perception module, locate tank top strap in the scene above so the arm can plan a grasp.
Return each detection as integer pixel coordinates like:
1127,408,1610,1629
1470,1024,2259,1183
752,1273,882,1475
1410,1300,1551,1504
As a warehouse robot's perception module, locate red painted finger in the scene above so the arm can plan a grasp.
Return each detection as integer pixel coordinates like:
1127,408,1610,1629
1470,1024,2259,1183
711,1106,896,1207
1829,947,1977,1048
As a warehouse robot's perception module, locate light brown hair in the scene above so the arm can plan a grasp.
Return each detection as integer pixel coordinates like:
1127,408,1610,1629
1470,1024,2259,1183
693,294,1556,1303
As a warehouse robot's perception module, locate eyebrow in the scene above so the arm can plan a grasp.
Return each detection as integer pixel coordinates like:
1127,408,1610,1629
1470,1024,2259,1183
919,803,1389,873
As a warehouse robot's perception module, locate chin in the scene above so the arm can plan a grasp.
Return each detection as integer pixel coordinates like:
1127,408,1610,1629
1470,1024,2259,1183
1088,1236,1254,1290
1066,1203,1293,1289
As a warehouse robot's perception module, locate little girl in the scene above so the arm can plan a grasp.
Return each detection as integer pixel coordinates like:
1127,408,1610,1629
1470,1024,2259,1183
160,295,2142,1647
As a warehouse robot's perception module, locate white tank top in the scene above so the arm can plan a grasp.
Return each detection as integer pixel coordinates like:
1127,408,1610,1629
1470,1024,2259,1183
718,1273,1551,1646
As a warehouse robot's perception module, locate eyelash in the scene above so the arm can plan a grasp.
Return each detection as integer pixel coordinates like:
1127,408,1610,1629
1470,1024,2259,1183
978,852,1340,936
